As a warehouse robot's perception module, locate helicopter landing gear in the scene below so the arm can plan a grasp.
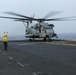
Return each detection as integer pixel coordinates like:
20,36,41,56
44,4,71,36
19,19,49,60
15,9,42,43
43,38,47,41
29,38,32,41
29,38,36,41
48,38,51,41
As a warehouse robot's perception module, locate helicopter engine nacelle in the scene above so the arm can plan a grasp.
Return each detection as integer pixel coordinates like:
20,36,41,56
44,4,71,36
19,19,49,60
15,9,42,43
48,24,54,28
52,33,58,38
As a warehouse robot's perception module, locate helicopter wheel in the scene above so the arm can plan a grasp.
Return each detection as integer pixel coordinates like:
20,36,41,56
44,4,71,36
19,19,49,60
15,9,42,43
43,38,47,41
29,38,32,41
48,38,51,41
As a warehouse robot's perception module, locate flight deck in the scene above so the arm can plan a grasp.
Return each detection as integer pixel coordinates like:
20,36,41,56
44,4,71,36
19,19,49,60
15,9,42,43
0,40,76,75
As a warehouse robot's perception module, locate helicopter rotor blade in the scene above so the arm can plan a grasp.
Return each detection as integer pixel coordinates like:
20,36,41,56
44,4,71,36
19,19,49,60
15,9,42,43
1,16,76,22
45,19,76,21
44,11,63,19
1,12,76,22
0,16,30,20
49,16,76,19
44,16,76,21
32,13,35,18
15,20,29,23
4,12,35,19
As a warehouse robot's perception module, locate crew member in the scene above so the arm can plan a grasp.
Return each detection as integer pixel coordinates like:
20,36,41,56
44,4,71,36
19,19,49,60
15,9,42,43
3,32,8,50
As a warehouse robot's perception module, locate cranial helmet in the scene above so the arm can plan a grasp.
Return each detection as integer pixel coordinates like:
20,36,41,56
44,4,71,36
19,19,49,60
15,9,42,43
4,34,8,37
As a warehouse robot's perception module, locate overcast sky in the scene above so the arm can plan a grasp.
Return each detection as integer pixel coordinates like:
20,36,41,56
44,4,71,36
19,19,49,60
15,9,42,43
0,0,76,36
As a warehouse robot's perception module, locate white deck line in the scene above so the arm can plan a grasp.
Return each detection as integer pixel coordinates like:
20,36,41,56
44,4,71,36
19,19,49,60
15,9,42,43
33,72,37,75
17,62,24,67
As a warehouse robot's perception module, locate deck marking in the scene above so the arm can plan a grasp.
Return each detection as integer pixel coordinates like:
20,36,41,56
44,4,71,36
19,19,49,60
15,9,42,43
43,42,76,47
37,72,43,74
3,52,6,55
8,56,13,59
18,42,40,46
0,50,2,52
17,62,24,67
33,72,37,75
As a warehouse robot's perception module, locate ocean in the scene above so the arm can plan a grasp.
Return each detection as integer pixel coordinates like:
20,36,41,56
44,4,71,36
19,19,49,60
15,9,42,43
0,33,76,41
57,33,76,40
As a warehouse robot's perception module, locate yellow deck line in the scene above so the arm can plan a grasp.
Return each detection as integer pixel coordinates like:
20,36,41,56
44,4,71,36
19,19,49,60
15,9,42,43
42,42,76,47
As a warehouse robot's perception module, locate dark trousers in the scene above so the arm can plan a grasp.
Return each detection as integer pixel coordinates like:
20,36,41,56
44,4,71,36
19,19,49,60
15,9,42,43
3,42,7,50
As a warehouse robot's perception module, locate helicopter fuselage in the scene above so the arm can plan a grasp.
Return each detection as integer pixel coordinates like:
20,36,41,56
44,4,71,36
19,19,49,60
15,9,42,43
25,22,57,39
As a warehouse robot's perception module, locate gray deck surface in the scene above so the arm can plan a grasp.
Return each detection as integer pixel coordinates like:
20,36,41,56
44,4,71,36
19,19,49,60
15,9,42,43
0,41,76,75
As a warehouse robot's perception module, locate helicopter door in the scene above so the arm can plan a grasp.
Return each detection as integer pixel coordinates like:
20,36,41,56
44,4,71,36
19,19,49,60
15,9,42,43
39,27,46,38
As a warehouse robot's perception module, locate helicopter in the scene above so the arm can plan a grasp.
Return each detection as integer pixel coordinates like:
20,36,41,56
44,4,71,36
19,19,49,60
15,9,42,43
0,11,76,41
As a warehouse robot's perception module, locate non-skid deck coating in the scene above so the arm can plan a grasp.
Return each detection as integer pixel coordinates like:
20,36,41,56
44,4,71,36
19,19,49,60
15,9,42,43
0,41,76,75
